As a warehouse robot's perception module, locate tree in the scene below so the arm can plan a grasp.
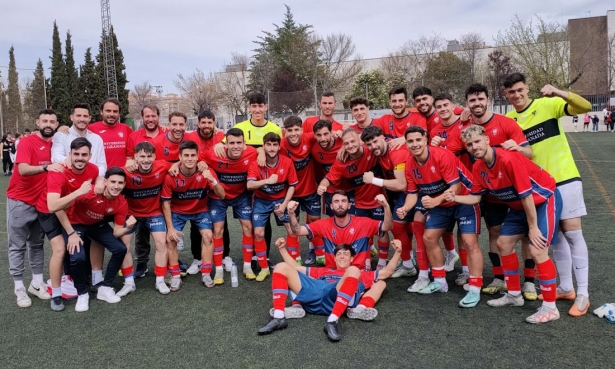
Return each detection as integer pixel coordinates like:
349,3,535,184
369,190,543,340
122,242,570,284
23,59,47,123
609,33,615,94
215,52,250,117
79,47,102,118
128,81,157,118
174,68,218,115
64,31,79,110
344,70,389,110
317,33,363,95
270,69,313,114
487,50,517,112
496,15,572,95
6,46,23,134
423,52,472,103
94,26,129,120
48,21,69,125
459,32,485,82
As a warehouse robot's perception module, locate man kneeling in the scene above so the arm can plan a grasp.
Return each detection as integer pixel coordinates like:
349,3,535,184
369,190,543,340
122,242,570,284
258,237,401,341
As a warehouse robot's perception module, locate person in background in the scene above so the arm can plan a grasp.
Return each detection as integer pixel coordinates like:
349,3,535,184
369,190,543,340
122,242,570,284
583,113,590,132
2,133,15,175
572,115,579,132
591,114,599,132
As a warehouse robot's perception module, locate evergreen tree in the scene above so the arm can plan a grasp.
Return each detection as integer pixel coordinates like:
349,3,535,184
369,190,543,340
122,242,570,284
7,46,23,134
23,59,47,124
65,31,79,109
79,47,102,119
48,21,70,125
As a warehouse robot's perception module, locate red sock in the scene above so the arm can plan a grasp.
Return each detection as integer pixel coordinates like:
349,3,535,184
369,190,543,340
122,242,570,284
537,259,557,303
213,237,224,267
272,272,288,312
469,275,483,288
312,236,325,258
377,240,389,261
242,235,253,264
432,266,446,279
524,259,536,281
286,235,300,260
254,239,268,269
154,265,167,277
443,233,455,251
121,266,134,278
392,222,412,262
169,264,181,277
331,276,359,318
459,249,468,267
200,261,212,275
501,253,521,292
358,295,376,308
413,221,429,271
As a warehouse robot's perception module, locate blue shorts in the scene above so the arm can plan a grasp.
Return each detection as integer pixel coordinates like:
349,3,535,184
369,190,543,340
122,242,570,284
323,191,356,217
252,197,288,228
481,200,509,228
292,192,322,217
392,193,414,222
355,206,385,221
209,192,252,223
292,272,365,315
172,212,212,231
126,215,166,234
425,204,481,234
415,194,427,215
500,190,562,246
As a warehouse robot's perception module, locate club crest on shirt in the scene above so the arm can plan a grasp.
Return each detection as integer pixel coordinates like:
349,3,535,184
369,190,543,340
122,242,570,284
244,160,249,165
498,171,503,179
302,145,307,152
349,228,355,235
118,132,124,138
196,175,202,181
155,173,160,178
279,169,284,174
106,207,114,213
492,129,498,135
430,166,436,173
96,200,103,204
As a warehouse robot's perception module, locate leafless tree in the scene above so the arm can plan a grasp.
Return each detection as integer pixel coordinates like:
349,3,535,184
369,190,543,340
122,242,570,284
128,81,157,118
215,53,250,117
318,33,363,92
608,33,615,94
174,69,219,115
460,32,485,82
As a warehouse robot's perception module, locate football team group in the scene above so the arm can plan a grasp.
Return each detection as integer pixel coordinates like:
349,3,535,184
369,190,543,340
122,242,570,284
6,72,593,341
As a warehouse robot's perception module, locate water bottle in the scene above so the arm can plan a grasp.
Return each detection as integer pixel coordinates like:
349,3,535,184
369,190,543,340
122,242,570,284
231,263,239,287
177,232,184,251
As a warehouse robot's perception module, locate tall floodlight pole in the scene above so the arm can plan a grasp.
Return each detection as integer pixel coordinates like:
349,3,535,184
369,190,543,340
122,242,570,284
101,0,118,99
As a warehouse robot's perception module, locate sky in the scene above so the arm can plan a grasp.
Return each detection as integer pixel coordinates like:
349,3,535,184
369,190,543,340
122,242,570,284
0,0,612,94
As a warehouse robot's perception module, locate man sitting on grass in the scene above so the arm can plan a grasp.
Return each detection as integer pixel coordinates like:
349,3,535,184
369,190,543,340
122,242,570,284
257,237,402,342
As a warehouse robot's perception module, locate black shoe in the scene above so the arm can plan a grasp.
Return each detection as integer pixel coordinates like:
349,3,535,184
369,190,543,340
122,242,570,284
251,259,260,273
268,260,275,272
50,296,65,312
134,264,148,278
258,317,288,335
324,320,342,342
90,282,102,293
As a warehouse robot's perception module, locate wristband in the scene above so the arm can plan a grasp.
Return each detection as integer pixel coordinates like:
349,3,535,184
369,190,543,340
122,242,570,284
372,178,384,187
68,231,76,237
211,180,218,186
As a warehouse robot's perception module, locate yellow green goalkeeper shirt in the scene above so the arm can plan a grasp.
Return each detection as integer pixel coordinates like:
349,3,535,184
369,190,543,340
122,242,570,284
506,97,580,185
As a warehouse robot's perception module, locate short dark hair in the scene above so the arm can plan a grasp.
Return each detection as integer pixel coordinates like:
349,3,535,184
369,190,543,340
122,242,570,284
198,110,216,121
313,119,332,133
349,97,369,109
334,243,356,257
412,86,432,99
465,83,489,99
332,189,349,201
38,109,57,119
263,132,281,144
169,111,187,122
70,137,92,151
321,91,335,100
360,125,384,143
100,98,121,112
24,128,31,133
283,115,302,129
134,141,156,155
433,93,454,105
141,104,160,116
248,92,267,105
389,86,408,99
179,140,199,154
105,166,126,180
404,125,427,139
71,103,90,114
502,73,526,89
226,128,244,140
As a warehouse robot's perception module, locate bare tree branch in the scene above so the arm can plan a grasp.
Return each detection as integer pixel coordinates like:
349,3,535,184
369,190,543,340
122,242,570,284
174,69,219,115
128,81,157,118
215,53,250,117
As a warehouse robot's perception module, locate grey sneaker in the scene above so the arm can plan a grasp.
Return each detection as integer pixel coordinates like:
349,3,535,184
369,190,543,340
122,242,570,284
50,296,65,312
487,293,524,307
346,306,378,321
444,253,459,272
525,305,560,324
170,277,182,292
407,277,431,293
202,274,214,288
455,271,470,286
391,265,417,278
269,306,306,319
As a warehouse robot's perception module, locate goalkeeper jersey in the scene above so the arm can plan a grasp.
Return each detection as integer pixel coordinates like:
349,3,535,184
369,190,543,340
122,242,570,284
233,119,282,148
506,97,580,185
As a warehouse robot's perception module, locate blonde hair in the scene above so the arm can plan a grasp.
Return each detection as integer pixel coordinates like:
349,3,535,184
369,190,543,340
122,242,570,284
461,125,486,142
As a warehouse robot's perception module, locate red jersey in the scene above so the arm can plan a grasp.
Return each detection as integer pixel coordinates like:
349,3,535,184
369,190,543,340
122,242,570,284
326,146,385,209
200,146,258,200
161,168,218,214
185,130,225,159
470,148,556,211
247,155,298,201
305,216,383,269
88,121,133,168
68,189,128,226
6,135,53,206
376,111,427,139
280,133,318,197
305,267,378,289
122,161,172,217
310,138,351,193
302,116,344,134
425,107,465,133
377,144,410,180
430,118,466,149
349,119,377,134
36,162,99,214
126,126,164,157
405,146,473,207
152,132,187,163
